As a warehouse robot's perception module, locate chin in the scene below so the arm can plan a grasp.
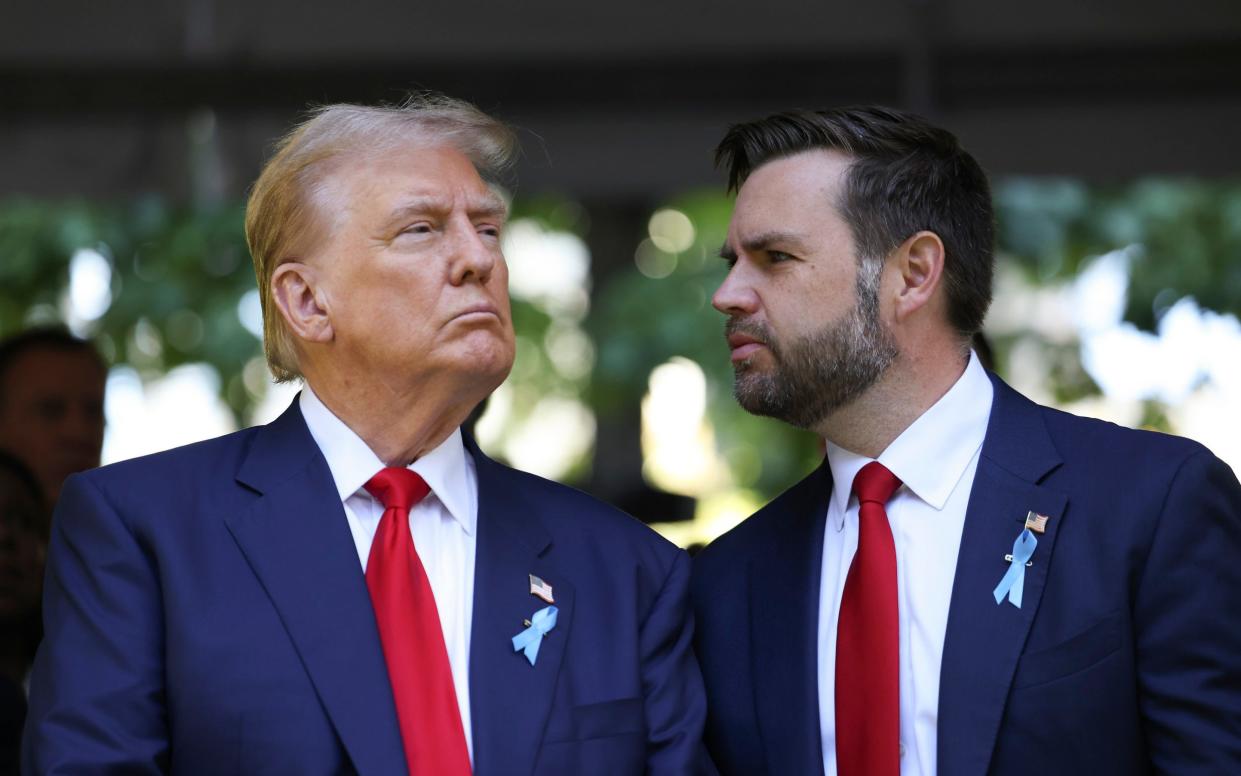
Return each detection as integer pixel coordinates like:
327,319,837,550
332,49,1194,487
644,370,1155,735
466,345,515,386
428,330,513,388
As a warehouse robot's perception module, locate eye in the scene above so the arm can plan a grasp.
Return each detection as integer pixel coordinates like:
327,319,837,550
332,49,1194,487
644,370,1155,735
767,250,794,263
398,222,434,237
476,224,502,240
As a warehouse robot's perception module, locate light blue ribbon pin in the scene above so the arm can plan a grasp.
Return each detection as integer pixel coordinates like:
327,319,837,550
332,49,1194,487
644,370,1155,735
993,529,1038,608
512,605,558,665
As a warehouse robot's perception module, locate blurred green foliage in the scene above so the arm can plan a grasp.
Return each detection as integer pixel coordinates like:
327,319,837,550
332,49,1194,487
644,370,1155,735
2,178,1239,500
995,180,1241,330
0,197,258,419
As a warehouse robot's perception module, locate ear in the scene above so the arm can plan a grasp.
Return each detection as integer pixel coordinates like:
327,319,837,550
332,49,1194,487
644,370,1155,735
270,262,334,344
889,231,946,322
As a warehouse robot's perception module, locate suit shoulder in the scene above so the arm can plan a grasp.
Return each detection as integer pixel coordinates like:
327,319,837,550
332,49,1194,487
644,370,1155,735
81,426,261,486
67,426,265,518
1036,402,1216,471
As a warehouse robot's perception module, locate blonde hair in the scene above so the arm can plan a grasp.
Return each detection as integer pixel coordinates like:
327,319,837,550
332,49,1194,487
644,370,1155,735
245,93,518,382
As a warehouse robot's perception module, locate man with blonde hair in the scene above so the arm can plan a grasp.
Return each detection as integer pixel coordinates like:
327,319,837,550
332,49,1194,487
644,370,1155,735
25,95,708,775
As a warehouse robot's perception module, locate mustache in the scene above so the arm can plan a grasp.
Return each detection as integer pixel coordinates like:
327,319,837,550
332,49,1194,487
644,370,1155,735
724,317,780,358
725,317,771,342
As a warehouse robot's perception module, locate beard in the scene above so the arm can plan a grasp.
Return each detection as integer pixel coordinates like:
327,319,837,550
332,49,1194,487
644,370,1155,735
727,260,898,429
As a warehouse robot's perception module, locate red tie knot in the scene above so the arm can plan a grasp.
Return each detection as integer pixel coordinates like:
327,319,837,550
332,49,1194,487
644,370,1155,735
364,467,430,511
852,461,902,506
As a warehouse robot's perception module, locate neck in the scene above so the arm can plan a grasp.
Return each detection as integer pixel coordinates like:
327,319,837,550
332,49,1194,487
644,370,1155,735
814,339,970,458
303,365,487,466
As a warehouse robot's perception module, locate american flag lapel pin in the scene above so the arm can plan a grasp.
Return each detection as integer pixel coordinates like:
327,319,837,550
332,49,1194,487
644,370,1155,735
529,574,555,604
1024,511,1050,534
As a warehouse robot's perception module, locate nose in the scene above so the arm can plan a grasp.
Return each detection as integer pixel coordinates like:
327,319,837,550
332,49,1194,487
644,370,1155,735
450,223,498,286
712,264,759,317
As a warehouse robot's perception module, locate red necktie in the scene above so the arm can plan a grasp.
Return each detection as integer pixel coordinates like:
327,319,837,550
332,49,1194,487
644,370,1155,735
365,467,471,776
836,461,903,776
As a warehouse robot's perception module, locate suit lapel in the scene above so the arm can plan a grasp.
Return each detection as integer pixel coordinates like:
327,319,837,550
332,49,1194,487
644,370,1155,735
937,375,1068,776
751,460,831,776
225,401,407,776
467,444,573,776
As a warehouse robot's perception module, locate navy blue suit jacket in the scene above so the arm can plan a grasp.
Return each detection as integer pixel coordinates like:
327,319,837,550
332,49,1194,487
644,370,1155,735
692,373,1241,775
24,400,707,775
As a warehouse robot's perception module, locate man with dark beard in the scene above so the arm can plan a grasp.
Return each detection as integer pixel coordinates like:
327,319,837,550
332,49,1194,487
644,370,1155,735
691,107,1241,776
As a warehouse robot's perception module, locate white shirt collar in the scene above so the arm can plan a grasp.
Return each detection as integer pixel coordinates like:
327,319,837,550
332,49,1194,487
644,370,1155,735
299,386,476,535
826,350,993,515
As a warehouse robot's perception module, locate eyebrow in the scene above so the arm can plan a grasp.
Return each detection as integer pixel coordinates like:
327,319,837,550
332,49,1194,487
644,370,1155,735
471,192,510,220
740,230,810,254
719,230,811,262
383,192,509,227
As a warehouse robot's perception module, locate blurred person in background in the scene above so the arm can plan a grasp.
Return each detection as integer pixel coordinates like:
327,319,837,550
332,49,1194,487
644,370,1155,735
0,328,106,510
24,95,707,775
0,452,48,776
692,106,1241,775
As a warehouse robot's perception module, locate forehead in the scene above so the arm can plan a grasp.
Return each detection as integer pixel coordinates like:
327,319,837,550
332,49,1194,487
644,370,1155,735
730,149,853,234
327,142,499,211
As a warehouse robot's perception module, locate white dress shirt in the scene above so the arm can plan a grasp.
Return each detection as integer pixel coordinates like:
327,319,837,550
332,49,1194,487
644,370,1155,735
818,351,993,776
299,387,478,762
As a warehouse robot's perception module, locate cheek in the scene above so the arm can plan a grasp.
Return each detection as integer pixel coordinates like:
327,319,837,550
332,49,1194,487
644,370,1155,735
349,272,433,322
492,257,512,292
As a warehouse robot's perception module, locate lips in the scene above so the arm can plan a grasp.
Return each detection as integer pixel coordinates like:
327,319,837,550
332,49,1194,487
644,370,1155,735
451,303,501,322
726,331,767,363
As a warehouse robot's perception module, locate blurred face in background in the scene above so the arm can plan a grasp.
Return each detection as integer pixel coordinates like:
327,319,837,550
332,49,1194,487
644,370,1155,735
0,347,106,505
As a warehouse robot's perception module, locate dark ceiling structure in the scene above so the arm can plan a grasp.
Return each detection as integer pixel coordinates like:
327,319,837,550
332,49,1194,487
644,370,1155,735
4,0,1241,202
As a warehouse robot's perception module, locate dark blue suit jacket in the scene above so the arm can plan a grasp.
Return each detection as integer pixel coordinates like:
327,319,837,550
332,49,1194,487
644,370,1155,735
24,400,707,775
692,373,1241,775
